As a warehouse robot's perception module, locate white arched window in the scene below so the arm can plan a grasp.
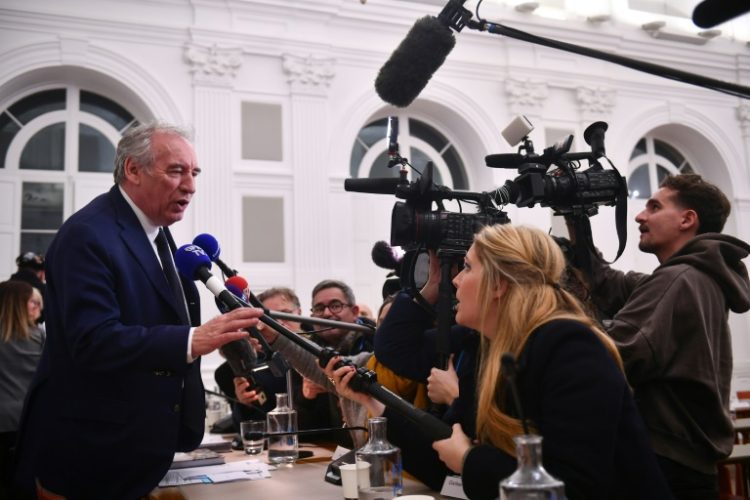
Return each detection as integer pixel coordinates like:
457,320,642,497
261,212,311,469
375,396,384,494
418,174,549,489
627,135,694,200
0,86,136,254
349,114,468,189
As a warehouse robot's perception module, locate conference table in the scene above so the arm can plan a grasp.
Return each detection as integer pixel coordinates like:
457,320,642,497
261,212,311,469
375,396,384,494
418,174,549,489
151,442,451,499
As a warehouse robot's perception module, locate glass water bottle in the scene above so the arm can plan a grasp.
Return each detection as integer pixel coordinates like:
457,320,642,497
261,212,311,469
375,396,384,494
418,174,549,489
266,393,298,464
355,417,403,500
500,434,566,499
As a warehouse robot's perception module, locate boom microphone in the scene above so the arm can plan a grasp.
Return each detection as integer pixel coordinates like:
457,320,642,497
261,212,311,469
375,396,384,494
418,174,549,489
693,0,750,28
374,16,456,107
193,233,237,277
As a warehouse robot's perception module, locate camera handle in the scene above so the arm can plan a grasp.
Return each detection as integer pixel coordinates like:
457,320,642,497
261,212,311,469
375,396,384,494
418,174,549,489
429,248,465,417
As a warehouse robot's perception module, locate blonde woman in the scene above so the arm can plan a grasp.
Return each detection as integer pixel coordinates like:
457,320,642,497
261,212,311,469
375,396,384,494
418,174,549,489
326,224,671,500
0,281,45,493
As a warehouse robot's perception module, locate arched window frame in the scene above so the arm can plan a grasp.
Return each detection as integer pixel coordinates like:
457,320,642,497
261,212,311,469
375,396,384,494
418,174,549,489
0,84,136,255
351,113,468,190
628,134,694,199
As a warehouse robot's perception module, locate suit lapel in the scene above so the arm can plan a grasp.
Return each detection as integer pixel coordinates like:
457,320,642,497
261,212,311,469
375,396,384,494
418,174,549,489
109,186,188,323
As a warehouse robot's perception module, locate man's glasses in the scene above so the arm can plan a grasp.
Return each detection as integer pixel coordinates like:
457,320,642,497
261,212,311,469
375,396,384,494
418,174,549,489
311,300,351,316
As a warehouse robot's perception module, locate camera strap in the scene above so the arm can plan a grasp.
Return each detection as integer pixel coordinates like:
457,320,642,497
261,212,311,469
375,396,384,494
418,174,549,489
571,167,628,278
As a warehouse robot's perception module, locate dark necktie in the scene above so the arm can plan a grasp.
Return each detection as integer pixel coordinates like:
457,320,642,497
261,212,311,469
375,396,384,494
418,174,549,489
155,228,190,325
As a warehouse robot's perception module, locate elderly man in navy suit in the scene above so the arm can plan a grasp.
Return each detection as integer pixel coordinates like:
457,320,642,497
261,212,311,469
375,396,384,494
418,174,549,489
13,123,262,498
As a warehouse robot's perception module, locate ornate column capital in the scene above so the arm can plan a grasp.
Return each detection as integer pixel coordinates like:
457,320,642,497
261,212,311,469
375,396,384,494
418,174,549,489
184,43,242,87
505,79,548,115
282,54,336,96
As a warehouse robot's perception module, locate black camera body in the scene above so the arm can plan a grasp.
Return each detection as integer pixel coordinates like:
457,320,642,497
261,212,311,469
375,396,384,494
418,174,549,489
488,121,626,217
387,163,510,252
390,198,509,252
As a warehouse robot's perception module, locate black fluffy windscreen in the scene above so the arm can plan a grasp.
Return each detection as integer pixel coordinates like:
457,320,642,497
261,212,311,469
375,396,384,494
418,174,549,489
372,240,400,270
374,16,456,108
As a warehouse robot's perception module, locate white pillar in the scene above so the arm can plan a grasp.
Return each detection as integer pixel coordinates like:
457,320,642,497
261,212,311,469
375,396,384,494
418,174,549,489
283,53,336,302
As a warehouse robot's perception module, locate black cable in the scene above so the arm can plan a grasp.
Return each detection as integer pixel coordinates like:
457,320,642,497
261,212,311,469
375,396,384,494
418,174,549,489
470,20,750,100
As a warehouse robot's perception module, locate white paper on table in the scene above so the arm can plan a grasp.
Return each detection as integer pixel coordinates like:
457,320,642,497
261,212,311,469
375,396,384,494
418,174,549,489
440,474,470,499
159,459,272,487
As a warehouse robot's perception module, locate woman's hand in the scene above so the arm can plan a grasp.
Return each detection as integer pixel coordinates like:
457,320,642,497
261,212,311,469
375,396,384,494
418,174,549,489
427,355,459,405
233,376,261,406
323,356,385,417
432,423,472,474
302,377,327,399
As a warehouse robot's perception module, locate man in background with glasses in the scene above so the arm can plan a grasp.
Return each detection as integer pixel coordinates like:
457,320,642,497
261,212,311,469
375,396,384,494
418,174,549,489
298,279,374,446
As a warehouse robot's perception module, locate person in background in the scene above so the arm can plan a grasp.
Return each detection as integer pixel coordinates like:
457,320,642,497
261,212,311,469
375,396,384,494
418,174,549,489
253,293,428,448
0,281,45,499
292,280,373,445
328,224,672,500
11,122,262,499
357,302,374,322
375,251,474,411
9,253,46,324
363,294,429,412
573,174,750,499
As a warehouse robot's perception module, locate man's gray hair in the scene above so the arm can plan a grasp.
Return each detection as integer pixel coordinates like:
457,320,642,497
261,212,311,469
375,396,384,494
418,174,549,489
113,122,192,184
257,287,301,309
311,279,356,305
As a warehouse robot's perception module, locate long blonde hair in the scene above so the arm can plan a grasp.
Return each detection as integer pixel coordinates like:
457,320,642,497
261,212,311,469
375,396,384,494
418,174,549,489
0,280,36,342
471,224,622,455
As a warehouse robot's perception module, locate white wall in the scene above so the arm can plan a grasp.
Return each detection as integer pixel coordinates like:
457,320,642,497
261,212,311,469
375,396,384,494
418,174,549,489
1,0,749,388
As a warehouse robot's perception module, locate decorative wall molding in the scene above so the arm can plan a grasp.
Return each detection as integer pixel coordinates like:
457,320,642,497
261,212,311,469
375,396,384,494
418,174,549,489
282,54,335,96
576,86,616,115
184,43,242,87
737,104,750,134
58,36,90,63
505,79,548,114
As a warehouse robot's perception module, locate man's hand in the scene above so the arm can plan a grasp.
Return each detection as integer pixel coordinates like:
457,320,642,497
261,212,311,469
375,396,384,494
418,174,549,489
427,355,459,405
234,376,261,406
191,307,263,358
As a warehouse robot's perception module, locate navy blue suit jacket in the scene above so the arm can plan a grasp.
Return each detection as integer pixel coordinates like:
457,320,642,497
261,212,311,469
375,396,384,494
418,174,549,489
14,186,204,499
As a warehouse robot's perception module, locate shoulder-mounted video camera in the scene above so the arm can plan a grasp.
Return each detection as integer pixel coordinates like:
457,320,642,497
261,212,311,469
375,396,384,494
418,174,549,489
345,158,508,253
489,116,627,218
345,117,508,254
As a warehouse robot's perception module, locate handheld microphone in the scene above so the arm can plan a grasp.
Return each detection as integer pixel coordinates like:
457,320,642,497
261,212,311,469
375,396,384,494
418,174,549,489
175,245,241,310
225,275,249,301
193,233,237,277
174,245,268,405
375,16,456,107
178,243,451,442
